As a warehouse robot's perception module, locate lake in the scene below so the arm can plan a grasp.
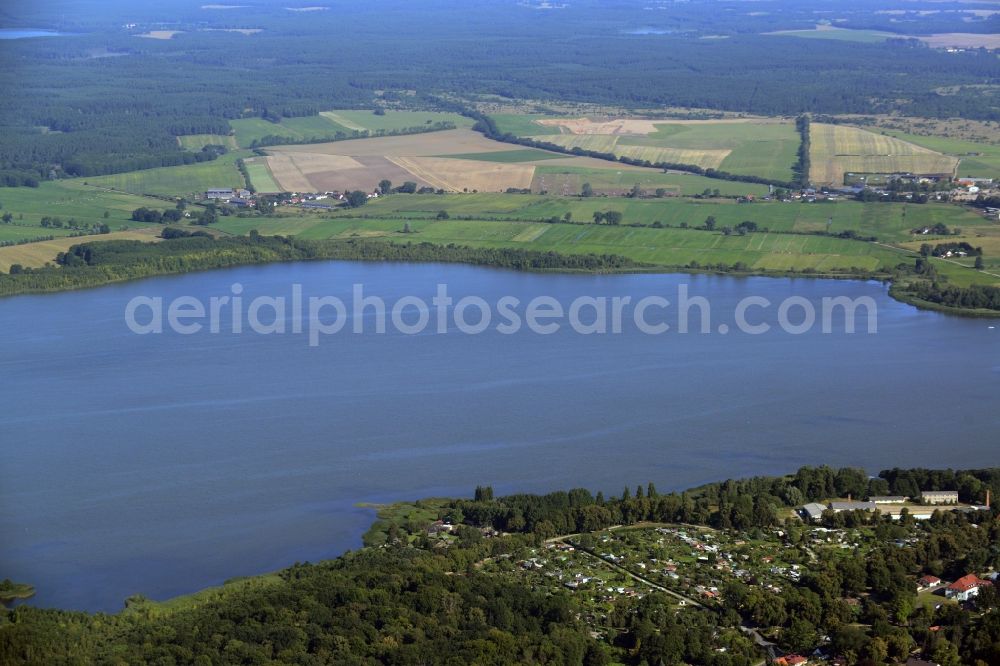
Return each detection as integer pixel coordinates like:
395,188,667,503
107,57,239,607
1,261,998,612
0,29,69,40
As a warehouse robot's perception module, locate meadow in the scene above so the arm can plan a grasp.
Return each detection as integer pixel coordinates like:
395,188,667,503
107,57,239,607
229,110,473,148
177,134,239,151
242,157,282,194
880,131,1000,180
444,149,568,163
328,193,989,243
491,114,564,137
319,110,473,133
531,165,770,197
0,229,160,273
0,180,173,227
203,192,1000,284
229,117,352,147
85,151,250,198
226,210,910,274
765,27,895,43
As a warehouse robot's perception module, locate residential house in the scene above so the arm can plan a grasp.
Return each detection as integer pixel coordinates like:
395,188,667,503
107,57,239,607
775,656,808,666
917,575,941,590
945,574,991,602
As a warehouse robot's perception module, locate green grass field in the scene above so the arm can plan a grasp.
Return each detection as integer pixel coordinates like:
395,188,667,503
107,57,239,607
0,180,174,228
0,225,79,242
177,134,238,151
490,114,564,136
619,122,799,180
230,117,352,147
243,157,283,193
321,110,473,133
767,28,894,43
537,135,621,153
326,193,988,243
442,149,566,163
499,116,800,181
231,111,474,148
193,191,1000,286
532,166,770,197
881,131,1000,180
85,151,250,198
236,213,910,273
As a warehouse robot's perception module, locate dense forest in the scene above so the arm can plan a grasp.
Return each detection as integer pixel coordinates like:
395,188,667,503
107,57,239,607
3,466,1000,664
1,0,998,183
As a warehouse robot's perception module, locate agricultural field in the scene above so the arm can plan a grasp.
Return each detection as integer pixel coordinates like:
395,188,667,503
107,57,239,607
328,193,989,243
900,225,1000,287
492,114,564,137
0,180,173,228
0,225,80,243
242,157,282,194
261,129,689,194
537,135,621,154
284,215,906,273
0,229,161,273
229,110,473,148
229,117,353,147
443,149,566,163
500,116,800,181
177,134,238,151
809,123,959,185
531,165,769,197
319,110,473,133
85,151,250,198
880,131,1000,180
765,26,895,43
231,195,930,274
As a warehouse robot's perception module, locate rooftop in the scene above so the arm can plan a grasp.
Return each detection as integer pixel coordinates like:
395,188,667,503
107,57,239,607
829,501,876,512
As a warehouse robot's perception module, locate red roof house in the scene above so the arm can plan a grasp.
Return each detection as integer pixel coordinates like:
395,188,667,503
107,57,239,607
946,574,991,601
918,575,941,589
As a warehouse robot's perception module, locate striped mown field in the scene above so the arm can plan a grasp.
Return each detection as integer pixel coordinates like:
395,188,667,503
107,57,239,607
809,124,958,185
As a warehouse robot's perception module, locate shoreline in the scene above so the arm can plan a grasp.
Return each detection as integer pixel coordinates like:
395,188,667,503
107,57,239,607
3,234,996,317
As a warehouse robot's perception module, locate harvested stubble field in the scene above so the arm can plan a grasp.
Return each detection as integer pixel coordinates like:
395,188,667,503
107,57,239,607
809,123,959,185
0,228,161,273
263,129,678,194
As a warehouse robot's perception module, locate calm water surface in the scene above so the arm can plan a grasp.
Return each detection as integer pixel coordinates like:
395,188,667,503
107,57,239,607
0,29,68,39
1,261,998,611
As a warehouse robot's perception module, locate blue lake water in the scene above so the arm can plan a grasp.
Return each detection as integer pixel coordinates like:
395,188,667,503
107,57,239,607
0,29,69,39
1,261,998,611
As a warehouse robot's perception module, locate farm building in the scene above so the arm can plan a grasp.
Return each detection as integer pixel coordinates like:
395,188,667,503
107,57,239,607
829,501,876,513
206,188,235,199
920,491,959,505
869,496,907,504
945,574,991,602
801,503,826,522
